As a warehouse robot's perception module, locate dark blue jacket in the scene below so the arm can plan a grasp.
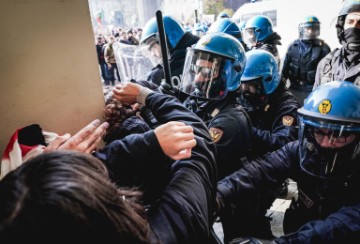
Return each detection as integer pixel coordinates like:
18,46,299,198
244,85,300,158
282,39,331,91
184,95,252,180
95,92,218,243
218,140,360,243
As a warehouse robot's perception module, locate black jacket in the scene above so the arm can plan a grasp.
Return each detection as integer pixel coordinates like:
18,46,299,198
184,95,252,180
243,85,300,158
282,39,331,91
218,140,360,243
95,92,218,243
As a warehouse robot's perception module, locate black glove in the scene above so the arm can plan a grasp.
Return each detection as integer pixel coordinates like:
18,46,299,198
159,82,177,96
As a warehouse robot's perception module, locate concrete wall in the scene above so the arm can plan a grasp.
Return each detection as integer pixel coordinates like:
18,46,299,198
0,0,105,155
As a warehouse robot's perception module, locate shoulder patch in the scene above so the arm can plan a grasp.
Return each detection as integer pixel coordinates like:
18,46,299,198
282,115,295,126
209,127,224,143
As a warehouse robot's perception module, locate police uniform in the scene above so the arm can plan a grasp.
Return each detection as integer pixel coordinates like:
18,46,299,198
218,140,360,243
314,47,360,89
183,95,252,180
244,84,300,159
282,39,331,104
222,84,300,242
95,91,218,243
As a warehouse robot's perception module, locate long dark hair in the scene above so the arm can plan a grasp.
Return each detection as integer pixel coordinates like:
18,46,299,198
0,151,150,243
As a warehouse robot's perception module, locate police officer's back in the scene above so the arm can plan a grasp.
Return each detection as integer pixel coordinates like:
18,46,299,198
282,16,331,105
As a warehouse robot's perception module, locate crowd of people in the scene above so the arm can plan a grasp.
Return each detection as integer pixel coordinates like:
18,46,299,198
1,0,360,243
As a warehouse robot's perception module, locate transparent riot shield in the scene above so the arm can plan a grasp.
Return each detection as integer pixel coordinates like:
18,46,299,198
113,42,155,82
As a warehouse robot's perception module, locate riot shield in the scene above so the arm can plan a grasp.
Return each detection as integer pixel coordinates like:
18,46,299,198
113,42,155,82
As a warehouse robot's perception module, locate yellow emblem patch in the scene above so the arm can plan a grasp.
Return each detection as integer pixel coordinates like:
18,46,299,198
318,99,332,114
209,128,224,143
282,115,295,126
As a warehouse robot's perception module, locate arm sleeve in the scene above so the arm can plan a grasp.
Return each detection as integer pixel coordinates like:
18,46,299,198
217,141,299,206
275,203,360,244
251,96,300,155
145,93,218,243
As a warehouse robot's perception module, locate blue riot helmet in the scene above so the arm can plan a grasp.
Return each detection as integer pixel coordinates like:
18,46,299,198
337,0,360,44
243,15,273,47
240,49,280,109
179,32,246,100
298,81,360,180
298,16,320,40
140,15,185,56
207,18,242,42
217,11,230,20
192,22,208,37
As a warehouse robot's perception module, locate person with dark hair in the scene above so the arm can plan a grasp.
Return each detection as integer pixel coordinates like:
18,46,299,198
104,35,121,86
0,82,218,244
127,30,139,45
314,0,360,88
216,81,360,243
0,151,149,243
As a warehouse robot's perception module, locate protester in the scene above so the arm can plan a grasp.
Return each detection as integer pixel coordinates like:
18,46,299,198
0,82,218,244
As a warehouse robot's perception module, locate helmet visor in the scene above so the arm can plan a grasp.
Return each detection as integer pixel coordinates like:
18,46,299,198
299,116,360,179
243,28,258,46
140,36,164,66
179,48,229,100
299,23,320,40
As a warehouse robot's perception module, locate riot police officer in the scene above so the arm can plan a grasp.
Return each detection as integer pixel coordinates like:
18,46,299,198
179,32,252,180
240,50,300,159
314,0,360,88
243,15,282,64
219,50,300,242
217,81,360,243
140,15,199,88
282,16,331,105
